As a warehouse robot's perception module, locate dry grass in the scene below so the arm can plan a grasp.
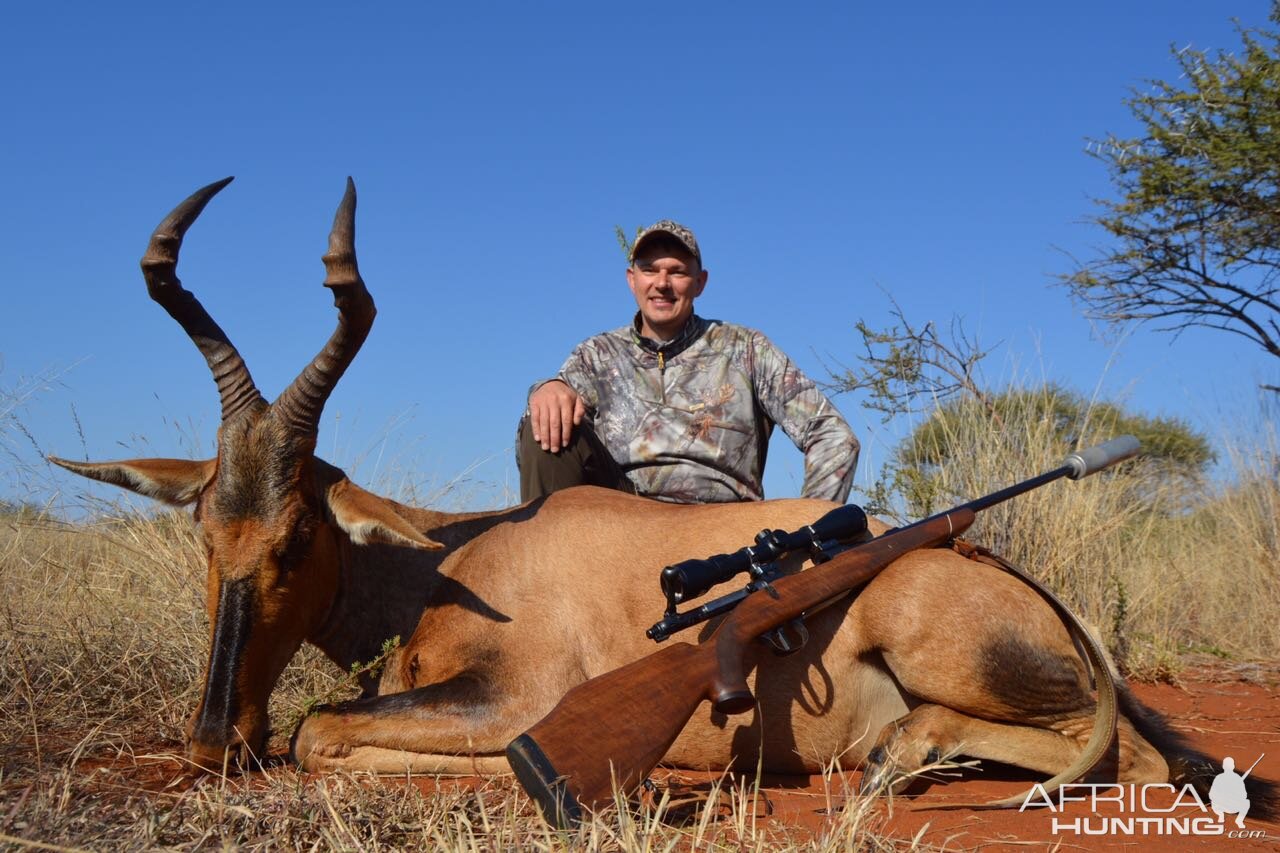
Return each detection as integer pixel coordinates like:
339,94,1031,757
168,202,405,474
0,759,901,851
2,392,1277,849
887,397,1280,678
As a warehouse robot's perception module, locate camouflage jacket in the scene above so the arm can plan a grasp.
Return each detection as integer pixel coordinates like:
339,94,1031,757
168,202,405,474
546,314,859,503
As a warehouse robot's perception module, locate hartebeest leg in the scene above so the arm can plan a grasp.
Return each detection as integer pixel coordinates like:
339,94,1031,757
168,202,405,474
848,551,1177,791
290,675,531,774
860,703,1169,794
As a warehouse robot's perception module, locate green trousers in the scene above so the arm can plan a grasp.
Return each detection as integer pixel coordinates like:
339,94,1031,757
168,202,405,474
516,417,635,503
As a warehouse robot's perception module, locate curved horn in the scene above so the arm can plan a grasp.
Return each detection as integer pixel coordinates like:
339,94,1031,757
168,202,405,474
141,177,267,423
273,178,376,437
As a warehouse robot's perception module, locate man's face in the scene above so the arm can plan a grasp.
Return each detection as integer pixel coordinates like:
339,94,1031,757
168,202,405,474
626,242,708,341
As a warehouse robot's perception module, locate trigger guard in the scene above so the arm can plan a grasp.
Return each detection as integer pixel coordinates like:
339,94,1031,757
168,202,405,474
765,620,809,655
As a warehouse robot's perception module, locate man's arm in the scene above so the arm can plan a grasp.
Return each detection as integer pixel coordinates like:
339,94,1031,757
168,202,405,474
526,343,603,453
791,397,860,501
749,332,859,501
528,380,585,453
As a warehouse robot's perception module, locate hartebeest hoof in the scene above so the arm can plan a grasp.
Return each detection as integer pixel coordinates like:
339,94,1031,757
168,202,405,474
858,740,945,796
858,745,901,795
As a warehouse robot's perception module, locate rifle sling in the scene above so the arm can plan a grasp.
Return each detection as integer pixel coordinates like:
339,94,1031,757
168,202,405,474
910,539,1119,811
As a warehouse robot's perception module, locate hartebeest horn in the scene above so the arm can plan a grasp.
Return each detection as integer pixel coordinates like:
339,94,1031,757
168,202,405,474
142,177,267,423
273,178,376,438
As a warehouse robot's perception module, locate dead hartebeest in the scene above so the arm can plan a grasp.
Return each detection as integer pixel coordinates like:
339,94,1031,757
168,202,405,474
52,179,1215,803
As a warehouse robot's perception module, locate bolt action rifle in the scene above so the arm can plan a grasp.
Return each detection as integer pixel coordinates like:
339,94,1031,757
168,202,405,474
506,436,1141,827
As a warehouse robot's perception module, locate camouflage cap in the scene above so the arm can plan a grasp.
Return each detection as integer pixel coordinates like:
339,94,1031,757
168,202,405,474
630,220,702,265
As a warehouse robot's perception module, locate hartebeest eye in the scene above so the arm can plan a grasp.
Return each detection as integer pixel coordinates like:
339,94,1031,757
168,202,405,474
274,515,319,570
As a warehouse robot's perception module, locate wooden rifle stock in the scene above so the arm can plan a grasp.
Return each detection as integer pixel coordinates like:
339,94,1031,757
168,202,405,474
508,508,975,827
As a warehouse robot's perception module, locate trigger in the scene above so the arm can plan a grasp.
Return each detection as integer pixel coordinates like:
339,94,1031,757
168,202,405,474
764,619,809,655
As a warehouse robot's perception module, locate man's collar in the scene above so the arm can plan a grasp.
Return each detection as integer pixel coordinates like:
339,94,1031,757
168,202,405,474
630,313,708,356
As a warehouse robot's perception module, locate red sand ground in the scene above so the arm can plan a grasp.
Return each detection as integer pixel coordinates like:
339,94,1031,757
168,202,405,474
728,664,1280,851
66,664,1279,851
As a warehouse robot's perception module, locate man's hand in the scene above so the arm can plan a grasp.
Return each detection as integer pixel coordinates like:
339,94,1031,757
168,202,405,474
529,380,585,453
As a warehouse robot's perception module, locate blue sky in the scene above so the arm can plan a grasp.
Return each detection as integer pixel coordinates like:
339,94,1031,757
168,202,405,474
3,1,1276,510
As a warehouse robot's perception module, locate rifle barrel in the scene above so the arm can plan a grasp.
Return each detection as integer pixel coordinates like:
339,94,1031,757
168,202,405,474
964,465,1073,514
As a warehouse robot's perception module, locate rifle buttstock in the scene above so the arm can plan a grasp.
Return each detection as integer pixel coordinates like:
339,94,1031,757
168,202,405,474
508,641,717,827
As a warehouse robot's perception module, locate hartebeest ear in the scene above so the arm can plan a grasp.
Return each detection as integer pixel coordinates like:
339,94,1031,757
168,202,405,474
325,479,445,550
48,456,216,506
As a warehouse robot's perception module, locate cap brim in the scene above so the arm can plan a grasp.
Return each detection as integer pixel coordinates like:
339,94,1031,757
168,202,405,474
630,230,699,264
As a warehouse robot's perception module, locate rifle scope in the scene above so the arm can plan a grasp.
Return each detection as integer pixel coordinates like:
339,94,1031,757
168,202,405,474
659,503,868,608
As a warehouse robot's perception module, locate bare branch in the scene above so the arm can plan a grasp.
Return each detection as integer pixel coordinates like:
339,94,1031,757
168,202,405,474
826,293,1001,423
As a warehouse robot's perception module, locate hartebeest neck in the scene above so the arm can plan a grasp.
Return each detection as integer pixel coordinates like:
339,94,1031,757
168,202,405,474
308,499,540,680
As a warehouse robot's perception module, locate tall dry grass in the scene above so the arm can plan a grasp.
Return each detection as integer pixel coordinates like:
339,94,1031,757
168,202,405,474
880,394,1280,676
